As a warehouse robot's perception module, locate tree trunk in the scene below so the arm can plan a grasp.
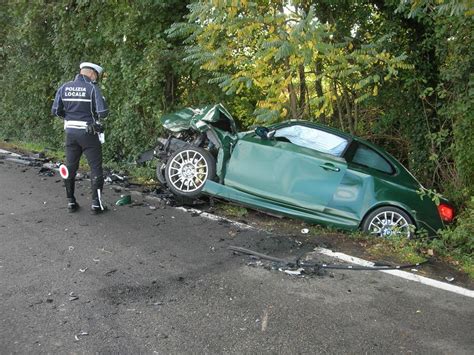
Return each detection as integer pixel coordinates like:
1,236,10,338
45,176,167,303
298,64,307,118
314,59,326,123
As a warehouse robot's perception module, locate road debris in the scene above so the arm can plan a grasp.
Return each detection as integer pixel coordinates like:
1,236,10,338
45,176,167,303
116,194,132,206
74,331,89,341
105,269,118,276
69,292,79,301
79,268,88,273
445,277,455,282
301,228,309,234
282,268,305,276
229,246,428,275
38,167,56,176
261,309,269,332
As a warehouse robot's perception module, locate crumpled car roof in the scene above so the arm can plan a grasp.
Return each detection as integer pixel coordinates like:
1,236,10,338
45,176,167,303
160,104,237,133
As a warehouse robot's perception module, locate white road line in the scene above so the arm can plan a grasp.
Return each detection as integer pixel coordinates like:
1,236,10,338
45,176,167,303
0,149,21,157
175,206,256,230
316,248,474,298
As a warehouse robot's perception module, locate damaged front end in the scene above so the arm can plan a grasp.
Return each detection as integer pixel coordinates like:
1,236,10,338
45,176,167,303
153,104,238,188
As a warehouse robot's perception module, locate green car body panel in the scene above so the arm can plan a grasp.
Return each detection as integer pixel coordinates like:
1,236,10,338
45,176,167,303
160,106,446,236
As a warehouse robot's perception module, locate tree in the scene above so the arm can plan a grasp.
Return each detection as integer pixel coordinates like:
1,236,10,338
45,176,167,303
169,0,411,133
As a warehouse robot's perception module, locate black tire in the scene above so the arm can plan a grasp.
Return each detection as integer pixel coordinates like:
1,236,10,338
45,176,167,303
362,206,415,239
165,147,216,198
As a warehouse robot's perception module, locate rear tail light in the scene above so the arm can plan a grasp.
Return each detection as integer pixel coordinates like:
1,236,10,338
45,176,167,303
438,203,455,223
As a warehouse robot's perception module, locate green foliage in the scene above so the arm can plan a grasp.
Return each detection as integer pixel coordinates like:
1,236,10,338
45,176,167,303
170,1,411,128
433,197,474,259
416,197,474,276
0,0,225,163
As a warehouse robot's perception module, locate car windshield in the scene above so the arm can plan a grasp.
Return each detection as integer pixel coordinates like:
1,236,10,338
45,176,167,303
274,125,348,156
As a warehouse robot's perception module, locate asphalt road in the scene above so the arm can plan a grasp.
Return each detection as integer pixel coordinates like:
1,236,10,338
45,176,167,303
1,160,473,354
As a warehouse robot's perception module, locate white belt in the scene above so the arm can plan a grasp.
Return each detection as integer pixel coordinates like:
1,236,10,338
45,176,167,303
64,120,88,130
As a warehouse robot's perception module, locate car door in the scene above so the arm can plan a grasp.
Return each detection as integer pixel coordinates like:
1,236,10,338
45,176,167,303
224,126,348,213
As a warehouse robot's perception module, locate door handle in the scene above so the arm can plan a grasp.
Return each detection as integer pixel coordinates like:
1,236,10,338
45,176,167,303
320,163,340,172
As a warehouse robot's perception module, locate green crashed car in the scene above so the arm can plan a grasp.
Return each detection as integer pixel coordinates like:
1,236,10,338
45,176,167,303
153,104,454,238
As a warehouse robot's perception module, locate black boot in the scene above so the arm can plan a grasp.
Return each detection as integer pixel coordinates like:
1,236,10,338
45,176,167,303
67,198,79,213
65,178,79,212
91,176,106,214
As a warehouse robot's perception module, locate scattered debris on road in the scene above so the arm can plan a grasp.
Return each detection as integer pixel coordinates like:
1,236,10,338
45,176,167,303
38,167,56,177
229,246,428,276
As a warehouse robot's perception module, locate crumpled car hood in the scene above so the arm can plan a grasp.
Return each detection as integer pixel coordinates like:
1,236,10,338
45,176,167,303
160,104,237,134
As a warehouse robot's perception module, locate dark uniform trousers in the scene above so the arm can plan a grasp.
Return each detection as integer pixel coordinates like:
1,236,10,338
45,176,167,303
65,129,103,203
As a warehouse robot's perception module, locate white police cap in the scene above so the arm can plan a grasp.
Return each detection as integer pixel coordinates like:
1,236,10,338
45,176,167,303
80,62,104,75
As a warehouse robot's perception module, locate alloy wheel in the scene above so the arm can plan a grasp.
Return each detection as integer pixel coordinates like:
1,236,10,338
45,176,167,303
167,149,209,193
367,210,412,238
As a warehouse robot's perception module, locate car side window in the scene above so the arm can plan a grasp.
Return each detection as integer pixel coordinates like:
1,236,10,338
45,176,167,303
274,125,349,157
351,144,394,174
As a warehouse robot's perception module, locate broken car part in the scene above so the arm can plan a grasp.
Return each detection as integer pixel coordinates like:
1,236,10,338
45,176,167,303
228,246,428,271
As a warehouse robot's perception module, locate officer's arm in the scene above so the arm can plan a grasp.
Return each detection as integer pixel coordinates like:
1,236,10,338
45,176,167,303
51,85,65,118
93,86,108,119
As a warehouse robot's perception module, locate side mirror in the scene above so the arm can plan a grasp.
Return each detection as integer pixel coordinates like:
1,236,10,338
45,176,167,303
255,127,276,140
255,126,269,139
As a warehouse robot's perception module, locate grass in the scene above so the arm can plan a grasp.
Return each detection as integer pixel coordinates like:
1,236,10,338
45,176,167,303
0,140,91,169
215,202,249,218
0,140,65,161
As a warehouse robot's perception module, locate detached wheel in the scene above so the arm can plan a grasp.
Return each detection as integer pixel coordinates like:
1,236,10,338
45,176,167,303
165,147,216,198
362,206,414,239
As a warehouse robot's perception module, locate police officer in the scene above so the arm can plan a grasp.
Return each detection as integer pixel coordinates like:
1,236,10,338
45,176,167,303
52,62,108,214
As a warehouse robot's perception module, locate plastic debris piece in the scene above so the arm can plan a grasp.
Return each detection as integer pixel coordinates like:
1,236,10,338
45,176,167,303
282,268,305,276
301,228,309,234
38,167,56,177
445,277,454,282
115,194,132,206
79,268,88,273
105,269,118,276
74,331,89,341
68,246,74,251
69,292,79,301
